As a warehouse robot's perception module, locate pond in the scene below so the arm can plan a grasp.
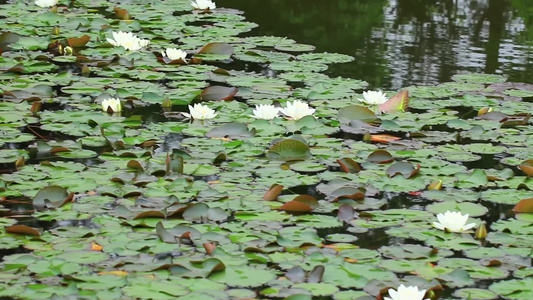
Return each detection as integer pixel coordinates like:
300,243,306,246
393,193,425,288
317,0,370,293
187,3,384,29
222,0,533,89
0,0,532,299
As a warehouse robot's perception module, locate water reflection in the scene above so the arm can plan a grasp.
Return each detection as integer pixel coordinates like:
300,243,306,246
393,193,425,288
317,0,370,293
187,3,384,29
221,0,533,89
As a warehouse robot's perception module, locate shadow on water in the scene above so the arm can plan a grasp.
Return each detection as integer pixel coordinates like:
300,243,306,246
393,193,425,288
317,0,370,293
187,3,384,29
220,0,533,89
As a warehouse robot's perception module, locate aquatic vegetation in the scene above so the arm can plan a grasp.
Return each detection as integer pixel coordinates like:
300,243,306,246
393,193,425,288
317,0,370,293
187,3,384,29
0,0,532,299
432,210,477,233
161,48,187,61
34,0,57,8
183,103,217,120
191,0,216,10
106,31,150,51
279,100,316,120
359,90,388,105
101,98,122,113
384,284,429,300
251,104,280,120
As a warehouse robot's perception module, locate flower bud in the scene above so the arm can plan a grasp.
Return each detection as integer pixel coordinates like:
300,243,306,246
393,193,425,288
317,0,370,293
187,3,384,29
475,223,487,240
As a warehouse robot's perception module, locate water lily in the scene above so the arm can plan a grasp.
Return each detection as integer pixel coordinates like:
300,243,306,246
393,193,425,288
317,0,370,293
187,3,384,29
251,104,280,120
432,210,476,233
279,100,315,120
191,0,216,10
358,90,388,105
106,31,150,51
161,48,187,61
384,284,429,300
35,0,58,7
183,103,217,120
101,98,122,113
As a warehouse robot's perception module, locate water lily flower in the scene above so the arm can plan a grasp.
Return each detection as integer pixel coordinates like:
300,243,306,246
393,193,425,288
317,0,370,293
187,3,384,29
384,284,430,300
191,0,216,10
101,98,122,113
35,0,58,7
183,103,217,120
432,210,476,233
358,90,388,105
106,31,150,51
279,100,315,120
251,104,280,120
161,48,187,61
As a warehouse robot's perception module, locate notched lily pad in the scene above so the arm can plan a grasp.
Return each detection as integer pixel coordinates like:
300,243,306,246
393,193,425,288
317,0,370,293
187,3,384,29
33,185,73,209
386,161,420,178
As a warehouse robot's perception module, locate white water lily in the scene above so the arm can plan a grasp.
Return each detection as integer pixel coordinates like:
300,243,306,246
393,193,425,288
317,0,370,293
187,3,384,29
279,100,315,120
384,284,430,300
35,0,58,7
251,104,280,120
191,0,216,10
183,103,217,120
432,210,476,233
101,98,122,113
358,90,388,105
161,48,187,61
106,31,150,51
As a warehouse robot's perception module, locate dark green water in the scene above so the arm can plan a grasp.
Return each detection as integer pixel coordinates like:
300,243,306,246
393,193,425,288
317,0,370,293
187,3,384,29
221,0,533,89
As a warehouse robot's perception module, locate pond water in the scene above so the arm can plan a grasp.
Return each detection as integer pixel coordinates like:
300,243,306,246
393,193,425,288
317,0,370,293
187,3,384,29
0,0,532,299
221,0,533,89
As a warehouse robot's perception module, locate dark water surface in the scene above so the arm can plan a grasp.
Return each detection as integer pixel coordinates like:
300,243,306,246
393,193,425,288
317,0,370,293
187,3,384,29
221,0,533,89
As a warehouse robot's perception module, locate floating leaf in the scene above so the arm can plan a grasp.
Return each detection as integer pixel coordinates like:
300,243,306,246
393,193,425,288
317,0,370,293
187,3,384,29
371,134,401,142
156,222,177,244
198,86,238,101
513,198,533,213
336,157,361,173
386,161,420,178
337,105,379,124
378,90,409,113
266,138,312,161
518,160,533,177
113,7,130,20
263,184,284,201
6,225,41,236
286,266,306,283
33,185,73,209
278,201,313,213
367,150,394,163
338,203,356,222
206,123,255,139
66,34,90,48
197,42,234,56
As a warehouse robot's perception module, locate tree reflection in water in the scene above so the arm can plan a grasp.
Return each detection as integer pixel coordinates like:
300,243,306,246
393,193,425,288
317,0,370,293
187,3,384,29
221,0,533,89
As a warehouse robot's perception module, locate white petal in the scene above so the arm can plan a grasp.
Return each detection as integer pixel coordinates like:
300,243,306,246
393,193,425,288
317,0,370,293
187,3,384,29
462,222,476,231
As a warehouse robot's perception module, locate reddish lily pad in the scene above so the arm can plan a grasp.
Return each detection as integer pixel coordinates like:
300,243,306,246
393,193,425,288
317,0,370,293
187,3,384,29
337,157,361,173
378,90,409,113
367,150,394,163
263,184,284,200
518,160,533,177
513,198,533,213
198,86,238,101
66,35,90,48
6,225,41,236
